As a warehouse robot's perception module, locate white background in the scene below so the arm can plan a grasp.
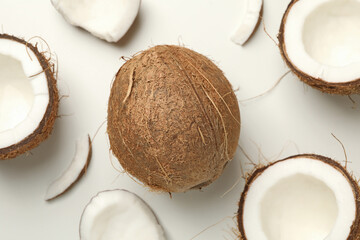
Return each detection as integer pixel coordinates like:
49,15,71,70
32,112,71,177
1,0,360,239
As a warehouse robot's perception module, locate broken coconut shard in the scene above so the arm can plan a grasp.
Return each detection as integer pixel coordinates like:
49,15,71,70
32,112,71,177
45,135,92,201
237,154,360,240
279,0,360,95
79,190,166,240
231,0,263,46
51,0,141,42
107,45,241,193
0,34,59,160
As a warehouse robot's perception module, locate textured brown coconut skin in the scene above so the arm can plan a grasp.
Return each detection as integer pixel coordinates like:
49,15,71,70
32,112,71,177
278,0,360,95
107,45,240,193
0,34,59,159
237,154,360,240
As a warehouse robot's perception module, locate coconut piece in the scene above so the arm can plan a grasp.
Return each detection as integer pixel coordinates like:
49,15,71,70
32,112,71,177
238,154,360,240
279,0,360,94
0,34,59,160
45,135,92,201
79,189,166,240
231,0,263,45
51,0,141,42
107,45,241,193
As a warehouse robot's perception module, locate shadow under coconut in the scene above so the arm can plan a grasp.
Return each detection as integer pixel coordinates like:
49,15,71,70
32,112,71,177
151,152,244,239
279,73,358,110
301,87,360,118
313,92,359,109
115,12,143,47
0,120,64,176
66,12,144,47
280,76,360,119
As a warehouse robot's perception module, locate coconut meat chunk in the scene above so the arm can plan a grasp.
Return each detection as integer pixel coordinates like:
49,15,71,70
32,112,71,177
45,135,91,201
231,0,263,45
51,0,141,42
0,38,49,149
242,157,356,240
80,190,166,240
284,0,360,83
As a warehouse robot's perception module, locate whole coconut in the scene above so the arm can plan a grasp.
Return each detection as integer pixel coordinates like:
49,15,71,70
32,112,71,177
107,45,240,192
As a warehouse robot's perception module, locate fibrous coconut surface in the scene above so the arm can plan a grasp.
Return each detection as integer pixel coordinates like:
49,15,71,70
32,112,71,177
107,45,241,193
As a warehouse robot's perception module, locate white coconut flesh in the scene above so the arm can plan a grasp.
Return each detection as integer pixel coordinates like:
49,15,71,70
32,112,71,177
45,135,91,201
51,0,141,42
242,157,356,240
231,0,263,45
80,190,166,240
0,38,49,149
284,0,360,83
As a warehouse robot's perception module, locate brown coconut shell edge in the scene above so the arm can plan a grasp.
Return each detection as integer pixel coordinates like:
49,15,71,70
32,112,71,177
237,154,360,240
278,0,360,95
0,34,59,160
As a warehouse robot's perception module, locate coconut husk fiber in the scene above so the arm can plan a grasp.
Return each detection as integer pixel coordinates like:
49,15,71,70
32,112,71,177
107,45,240,193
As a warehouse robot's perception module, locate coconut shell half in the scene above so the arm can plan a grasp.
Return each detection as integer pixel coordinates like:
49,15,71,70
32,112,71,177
107,45,240,193
0,34,59,159
278,0,360,95
238,154,360,239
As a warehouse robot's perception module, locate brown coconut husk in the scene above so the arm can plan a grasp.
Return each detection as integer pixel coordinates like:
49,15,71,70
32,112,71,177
107,45,241,193
278,0,360,95
0,34,59,159
237,154,360,240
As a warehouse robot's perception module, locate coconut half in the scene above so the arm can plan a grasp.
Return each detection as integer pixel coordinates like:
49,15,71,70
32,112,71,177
0,34,58,160
231,0,263,45
51,0,141,42
279,0,360,94
79,189,166,240
237,154,360,240
45,135,92,201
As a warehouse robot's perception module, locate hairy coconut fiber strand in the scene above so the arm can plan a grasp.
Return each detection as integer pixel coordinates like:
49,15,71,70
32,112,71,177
0,34,59,159
107,45,240,193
